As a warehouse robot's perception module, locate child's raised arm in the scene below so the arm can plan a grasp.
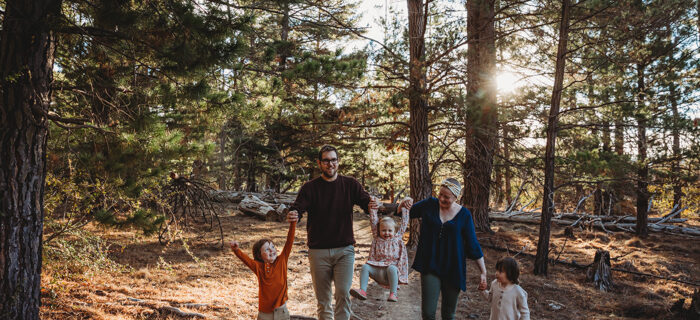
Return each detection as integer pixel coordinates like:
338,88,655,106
280,221,297,258
369,204,379,239
230,241,259,273
397,207,409,236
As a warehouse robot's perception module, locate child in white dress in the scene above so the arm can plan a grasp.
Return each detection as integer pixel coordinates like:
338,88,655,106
481,257,530,320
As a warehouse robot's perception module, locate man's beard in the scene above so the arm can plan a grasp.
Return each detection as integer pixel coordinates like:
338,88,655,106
322,168,336,178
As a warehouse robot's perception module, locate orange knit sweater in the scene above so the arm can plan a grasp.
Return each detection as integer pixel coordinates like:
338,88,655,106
233,221,296,313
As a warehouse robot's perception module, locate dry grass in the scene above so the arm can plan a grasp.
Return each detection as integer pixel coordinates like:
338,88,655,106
40,208,699,319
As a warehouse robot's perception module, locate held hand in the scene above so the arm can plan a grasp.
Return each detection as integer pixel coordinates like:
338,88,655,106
229,241,239,251
398,197,413,213
287,210,299,223
478,273,487,291
368,197,380,211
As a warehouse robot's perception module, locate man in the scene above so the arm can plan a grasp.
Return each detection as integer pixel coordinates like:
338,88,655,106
286,145,375,320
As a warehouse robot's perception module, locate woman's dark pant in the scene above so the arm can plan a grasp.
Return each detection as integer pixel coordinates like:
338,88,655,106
420,272,460,320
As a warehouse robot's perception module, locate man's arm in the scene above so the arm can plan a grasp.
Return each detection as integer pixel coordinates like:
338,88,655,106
289,182,311,221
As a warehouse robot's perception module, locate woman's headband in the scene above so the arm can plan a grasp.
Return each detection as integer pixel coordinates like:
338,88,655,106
440,179,461,198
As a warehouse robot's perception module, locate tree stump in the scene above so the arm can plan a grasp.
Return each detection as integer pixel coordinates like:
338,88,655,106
586,249,614,292
689,289,700,320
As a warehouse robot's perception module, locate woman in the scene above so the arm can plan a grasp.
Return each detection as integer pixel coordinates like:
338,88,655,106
409,178,487,320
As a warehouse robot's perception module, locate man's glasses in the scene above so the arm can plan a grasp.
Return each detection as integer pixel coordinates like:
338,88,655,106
320,158,338,165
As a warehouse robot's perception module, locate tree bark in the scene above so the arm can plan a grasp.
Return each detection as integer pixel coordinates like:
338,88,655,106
406,0,432,248
635,64,649,237
534,0,570,276
464,0,497,232
218,129,228,189
670,83,682,212
504,126,512,206
587,250,614,292
0,1,61,318
612,107,625,215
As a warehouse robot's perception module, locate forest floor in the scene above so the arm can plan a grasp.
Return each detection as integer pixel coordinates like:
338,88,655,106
40,204,700,320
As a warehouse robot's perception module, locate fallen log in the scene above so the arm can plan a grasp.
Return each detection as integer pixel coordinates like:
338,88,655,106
488,213,699,236
239,195,288,221
126,297,206,318
210,190,296,205
481,241,700,287
492,212,687,224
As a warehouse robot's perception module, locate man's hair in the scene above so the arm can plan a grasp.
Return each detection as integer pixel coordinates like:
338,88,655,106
318,145,338,161
377,217,397,237
252,238,273,262
495,257,520,284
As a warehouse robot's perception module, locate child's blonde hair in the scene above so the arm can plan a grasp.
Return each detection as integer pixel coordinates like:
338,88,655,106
377,217,396,237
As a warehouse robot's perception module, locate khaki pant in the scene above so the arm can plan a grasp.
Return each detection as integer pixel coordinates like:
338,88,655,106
308,245,355,320
257,304,290,320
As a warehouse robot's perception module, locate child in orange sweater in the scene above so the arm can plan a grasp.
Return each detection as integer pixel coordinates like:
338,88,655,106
230,218,296,320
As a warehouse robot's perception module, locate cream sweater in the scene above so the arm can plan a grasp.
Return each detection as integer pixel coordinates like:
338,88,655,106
481,279,530,320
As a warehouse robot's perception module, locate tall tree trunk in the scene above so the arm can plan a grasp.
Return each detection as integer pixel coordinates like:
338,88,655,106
602,120,612,214
613,108,625,214
635,64,649,237
494,128,504,208
464,0,497,232
670,83,682,211
407,0,431,248
504,126,512,205
266,2,292,193
0,1,60,318
246,155,257,193
534,0,570,276
218,129,228,189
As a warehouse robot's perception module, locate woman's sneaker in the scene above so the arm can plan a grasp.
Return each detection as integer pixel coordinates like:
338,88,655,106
350,288,367,300
387,292,398,302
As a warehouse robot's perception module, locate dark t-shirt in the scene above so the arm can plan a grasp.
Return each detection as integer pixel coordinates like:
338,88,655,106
290,175,371,249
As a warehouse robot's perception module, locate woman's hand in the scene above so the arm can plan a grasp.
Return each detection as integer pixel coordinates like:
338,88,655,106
397,197,413,213
478,273,487,291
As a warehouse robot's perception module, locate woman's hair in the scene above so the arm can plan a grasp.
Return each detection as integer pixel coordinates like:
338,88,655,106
252,238,273,262
377,217,396,237
495,257,520,284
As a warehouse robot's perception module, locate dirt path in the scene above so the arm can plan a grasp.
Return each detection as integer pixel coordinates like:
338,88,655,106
40,207,700,319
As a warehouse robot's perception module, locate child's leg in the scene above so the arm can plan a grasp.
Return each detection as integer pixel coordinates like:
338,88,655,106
366,265,389,287
386,265,398,294
359,264,371,291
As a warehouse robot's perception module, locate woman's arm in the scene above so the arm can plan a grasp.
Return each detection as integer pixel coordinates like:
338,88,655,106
409,197,433,219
